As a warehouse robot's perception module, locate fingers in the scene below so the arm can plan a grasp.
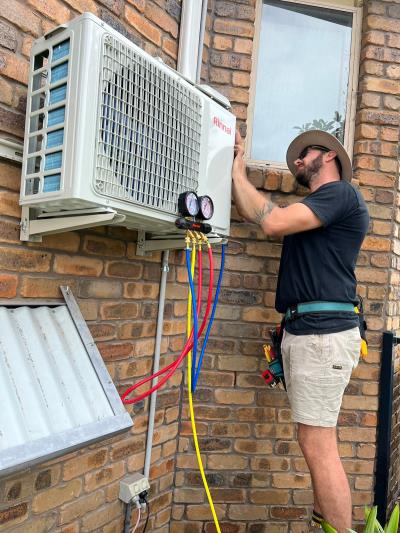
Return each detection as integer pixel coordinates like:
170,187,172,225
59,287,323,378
235,129,244,146
234,129,245,157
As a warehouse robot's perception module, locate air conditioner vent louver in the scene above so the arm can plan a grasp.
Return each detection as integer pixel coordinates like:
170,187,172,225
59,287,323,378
96,35,203,214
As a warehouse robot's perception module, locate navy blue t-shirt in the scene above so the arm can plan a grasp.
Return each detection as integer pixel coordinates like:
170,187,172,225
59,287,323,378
275,180,369,335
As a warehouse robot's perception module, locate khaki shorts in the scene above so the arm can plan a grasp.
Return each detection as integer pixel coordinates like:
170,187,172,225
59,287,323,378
281,327,361,427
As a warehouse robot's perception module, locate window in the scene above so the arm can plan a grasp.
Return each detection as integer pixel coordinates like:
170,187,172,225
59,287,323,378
248,0,361,165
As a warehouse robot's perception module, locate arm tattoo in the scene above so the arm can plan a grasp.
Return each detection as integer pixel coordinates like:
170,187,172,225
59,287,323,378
252,200,275,225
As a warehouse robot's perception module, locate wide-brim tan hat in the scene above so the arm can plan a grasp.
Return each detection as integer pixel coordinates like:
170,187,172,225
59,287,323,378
286,130,352,182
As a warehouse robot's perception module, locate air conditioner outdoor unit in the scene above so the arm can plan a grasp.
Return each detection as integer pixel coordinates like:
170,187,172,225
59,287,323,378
20,12,235,240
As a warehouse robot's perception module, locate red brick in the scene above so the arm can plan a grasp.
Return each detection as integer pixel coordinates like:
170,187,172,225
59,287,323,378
0,247,51,272
62,0,99,16
27,0,70,25
54,255,103,276
125,5,162,46
210,51,252,71
233,38,253,54
20,277,78,298
364,77,400,95
1,2,41,36
0,107,25,137
0,78,13,107
0,502,28,526
32,480,82,513
0,274,18,298
163,37,178,59
213,35,233,50
98,342,133,361
366,14,400,33
100,302,140,320
105,261,142,279
145,3,178,38
214,18,254,38
83,235,125,257
79,280,122,298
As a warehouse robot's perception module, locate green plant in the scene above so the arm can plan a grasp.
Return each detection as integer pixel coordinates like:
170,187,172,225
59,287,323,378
320,504,399,533
293,111,344,143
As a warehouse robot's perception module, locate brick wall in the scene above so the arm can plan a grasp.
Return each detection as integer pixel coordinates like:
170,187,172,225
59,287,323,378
0,1,183,532
0,0,399,532
170,0,400,531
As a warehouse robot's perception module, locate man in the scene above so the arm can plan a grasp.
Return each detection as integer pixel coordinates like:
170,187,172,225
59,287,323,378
232,129,369,533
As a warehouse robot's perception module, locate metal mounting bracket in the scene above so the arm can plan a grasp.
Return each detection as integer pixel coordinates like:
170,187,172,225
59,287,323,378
136,229,226,255
0,137,23,164
20,206,126,242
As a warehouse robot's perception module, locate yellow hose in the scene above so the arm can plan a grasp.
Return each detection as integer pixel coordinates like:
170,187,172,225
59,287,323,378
186,232,221,533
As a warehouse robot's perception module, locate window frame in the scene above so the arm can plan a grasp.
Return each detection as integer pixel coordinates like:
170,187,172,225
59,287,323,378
246,0,363,169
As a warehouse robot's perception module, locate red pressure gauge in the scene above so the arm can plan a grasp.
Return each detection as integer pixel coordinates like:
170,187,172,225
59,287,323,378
198,195,214,220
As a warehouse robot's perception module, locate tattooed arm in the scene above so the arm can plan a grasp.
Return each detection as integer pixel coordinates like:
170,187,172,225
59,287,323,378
232,131,322,237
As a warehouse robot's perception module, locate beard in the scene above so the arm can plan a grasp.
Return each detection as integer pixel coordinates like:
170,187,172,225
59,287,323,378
295,153,324,188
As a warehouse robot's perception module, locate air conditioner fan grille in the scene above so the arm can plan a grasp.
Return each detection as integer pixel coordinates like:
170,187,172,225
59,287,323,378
95,35,202,214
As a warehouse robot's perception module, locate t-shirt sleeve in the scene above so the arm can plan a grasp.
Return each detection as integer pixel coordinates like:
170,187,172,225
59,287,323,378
301,183,357,226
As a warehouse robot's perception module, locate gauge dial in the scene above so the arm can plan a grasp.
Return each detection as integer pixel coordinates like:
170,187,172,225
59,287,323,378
178,191,199,217
198,195,214,220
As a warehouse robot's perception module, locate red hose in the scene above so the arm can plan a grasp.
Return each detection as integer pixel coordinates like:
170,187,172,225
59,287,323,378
121,245,214,405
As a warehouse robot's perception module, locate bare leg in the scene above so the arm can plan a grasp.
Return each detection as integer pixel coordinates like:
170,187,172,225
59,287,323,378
311,476,323,515
297,423,352,533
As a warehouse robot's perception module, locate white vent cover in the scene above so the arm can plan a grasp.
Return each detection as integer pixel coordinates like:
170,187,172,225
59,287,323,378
0,287,132,477
20,13,235,236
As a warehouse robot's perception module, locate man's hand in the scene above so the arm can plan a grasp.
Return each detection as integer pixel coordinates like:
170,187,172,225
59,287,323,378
232,130,247,183
230,129,321,237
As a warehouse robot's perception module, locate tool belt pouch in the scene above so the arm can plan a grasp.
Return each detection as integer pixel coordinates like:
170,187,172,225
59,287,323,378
356,297,368,358
261,319,286,390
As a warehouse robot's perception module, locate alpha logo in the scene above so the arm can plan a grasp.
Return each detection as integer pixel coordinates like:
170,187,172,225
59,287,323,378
213,116,232,135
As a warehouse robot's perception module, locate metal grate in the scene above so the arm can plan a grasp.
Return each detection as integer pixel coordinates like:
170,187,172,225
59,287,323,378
95,35,203,213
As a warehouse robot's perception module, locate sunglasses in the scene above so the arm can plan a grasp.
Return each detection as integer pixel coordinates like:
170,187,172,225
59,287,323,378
298,145,330,160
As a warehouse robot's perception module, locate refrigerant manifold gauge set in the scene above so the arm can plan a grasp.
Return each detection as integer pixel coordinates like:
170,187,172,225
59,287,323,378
175,191,215,233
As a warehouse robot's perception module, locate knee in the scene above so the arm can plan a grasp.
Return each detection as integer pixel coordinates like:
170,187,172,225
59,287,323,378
297,424,337,458
297,425,313,453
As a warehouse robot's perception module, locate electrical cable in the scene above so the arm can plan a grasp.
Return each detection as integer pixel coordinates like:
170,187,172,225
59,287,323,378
192,239,224,392
186,241,221,533
142,498,150,533
123,501,132,533
120,233,214,405
130,506,141,533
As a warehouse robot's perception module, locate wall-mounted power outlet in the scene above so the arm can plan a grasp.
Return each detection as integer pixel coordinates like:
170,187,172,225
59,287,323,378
119,473,150,503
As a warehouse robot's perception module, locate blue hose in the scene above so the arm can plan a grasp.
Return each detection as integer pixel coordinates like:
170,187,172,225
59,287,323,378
192,243,225,393
186,247,198,386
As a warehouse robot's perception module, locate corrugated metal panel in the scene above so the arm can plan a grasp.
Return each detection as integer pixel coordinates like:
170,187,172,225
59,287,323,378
0,295,132,476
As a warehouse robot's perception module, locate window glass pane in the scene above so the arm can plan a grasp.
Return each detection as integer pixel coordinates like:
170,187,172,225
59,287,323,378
251,0,352,162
